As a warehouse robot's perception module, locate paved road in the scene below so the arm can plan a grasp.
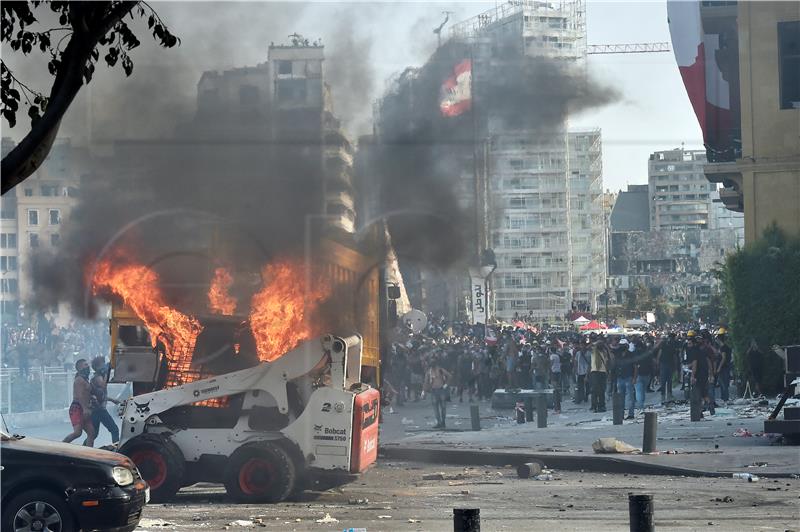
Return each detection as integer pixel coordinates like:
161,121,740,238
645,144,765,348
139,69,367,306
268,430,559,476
133,461,800,531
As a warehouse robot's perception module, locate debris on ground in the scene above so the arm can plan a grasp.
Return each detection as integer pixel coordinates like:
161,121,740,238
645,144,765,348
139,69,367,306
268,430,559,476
407,518,422,523
422,472,446,480
138,518,176,527
592,437,640,454
227,520,255,527
732,473,759,482
315,513,339,523
348,498,369,505
713,496,734,503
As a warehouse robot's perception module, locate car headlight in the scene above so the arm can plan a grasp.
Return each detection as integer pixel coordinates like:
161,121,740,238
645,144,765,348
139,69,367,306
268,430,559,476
112,466,135,486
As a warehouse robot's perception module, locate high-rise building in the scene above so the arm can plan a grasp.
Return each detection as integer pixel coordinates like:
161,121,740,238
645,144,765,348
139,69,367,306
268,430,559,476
648,148,716,231
186,39,356,234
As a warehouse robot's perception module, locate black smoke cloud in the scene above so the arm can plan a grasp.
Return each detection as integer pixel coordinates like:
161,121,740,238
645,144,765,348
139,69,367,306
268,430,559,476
365,34,619,273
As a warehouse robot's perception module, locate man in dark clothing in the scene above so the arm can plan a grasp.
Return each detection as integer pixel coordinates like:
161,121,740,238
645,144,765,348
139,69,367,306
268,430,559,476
589,339,610,413
657,333,681,402
688,332,716,415
614,340,636,419
715,329,732,402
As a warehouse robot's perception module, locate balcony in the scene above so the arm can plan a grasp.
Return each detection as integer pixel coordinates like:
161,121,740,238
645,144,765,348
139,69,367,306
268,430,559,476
704,161,744,213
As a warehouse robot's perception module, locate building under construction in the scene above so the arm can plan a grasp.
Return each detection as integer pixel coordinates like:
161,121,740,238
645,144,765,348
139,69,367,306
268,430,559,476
371,0,607,322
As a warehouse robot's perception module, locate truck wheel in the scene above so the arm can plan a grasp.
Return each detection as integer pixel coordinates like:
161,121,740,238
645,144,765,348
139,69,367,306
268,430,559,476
120,433,185,502
2,489,76,532
225,442,296,503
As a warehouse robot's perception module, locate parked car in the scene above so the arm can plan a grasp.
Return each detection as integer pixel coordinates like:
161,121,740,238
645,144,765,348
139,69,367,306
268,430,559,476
1,427,148,532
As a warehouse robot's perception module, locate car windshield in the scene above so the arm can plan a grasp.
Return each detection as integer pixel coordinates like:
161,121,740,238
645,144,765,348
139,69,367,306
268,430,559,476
1,1,798,529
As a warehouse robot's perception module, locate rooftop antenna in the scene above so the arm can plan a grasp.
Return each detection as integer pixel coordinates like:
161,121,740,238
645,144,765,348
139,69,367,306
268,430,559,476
434,11,453,48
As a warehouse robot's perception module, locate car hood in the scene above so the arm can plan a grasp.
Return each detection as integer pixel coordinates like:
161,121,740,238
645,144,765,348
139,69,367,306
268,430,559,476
5,435,132,467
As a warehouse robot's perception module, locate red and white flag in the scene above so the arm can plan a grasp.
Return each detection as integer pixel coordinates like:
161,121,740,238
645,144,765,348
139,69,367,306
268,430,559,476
439,59,472,117
667,1,732,155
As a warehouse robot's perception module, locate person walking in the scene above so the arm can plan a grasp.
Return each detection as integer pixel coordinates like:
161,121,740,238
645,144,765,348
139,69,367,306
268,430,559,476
574,341,591,404
63,359,96,446
633,339,654,414
425,359,452,429
90,356,120,445
589,337,610,413
657,333,680,403
688,331,716,416
615,339,636,419
549,347,562,414
715,328,732,402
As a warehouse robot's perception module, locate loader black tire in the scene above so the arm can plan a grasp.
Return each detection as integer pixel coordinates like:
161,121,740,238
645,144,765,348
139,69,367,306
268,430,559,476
224,442,296,503
120,433,185,502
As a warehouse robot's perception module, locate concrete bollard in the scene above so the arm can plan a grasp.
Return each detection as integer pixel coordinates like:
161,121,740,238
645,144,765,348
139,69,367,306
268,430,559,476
690,386,702,422
642,411,657,453
516,461,544,479
628,494,654,532
524,396,534,422
470,404,481,431
453,508,480,532
536,394,547,428
613,392,625,425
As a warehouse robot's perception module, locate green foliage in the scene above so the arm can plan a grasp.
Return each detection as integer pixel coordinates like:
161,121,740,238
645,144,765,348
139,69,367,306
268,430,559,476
721,224,800,394
1,1,179,129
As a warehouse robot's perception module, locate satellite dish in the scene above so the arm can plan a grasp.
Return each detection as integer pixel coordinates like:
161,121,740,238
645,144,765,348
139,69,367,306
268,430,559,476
401,309,428,334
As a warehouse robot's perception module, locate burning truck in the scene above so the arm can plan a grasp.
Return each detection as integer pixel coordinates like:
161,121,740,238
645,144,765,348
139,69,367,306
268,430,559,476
93,239,382,502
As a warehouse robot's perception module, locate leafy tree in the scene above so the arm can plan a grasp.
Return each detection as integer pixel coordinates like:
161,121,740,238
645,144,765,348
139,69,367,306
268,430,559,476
720,224,800,394
1,1,179,195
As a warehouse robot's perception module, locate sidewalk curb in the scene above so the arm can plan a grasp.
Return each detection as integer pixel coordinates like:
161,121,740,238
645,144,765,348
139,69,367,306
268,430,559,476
378,445,797,478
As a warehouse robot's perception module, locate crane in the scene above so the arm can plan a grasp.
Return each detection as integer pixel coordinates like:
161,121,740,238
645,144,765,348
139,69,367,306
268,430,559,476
587,42,671,55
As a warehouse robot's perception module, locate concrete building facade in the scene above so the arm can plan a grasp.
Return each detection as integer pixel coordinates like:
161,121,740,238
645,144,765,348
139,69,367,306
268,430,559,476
648,148,716,231
0,138,84,323
696,2,800,242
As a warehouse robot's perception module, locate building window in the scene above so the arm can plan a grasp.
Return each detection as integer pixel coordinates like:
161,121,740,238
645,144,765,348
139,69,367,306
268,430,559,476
48,209,61,225
0,256,17,271
1,278,18,294
27,209,39,226
29,233,39,248
778,21,800,109
239,85,260,105
24,188,33,197
277,60,293,75
50,233,60,246
0,233,14,248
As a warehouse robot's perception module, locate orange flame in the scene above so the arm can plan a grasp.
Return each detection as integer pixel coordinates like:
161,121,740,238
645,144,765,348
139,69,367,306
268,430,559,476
208,267,237,315
92,257,203,380
250,258,330,362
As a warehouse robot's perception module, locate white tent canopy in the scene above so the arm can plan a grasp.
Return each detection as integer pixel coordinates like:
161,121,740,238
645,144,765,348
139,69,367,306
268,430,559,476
573,316,591,324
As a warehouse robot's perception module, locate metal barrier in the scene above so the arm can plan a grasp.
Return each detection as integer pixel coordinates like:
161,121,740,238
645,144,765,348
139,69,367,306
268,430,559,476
0,367,72,414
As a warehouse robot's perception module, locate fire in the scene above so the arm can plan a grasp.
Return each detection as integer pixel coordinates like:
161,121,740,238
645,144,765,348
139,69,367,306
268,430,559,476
208,267,236,315
250,259,330,362
92,257,203,379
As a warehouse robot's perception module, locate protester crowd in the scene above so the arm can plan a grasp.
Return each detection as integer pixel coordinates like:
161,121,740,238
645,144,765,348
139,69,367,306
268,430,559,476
384,315,760,428
2,316,109,376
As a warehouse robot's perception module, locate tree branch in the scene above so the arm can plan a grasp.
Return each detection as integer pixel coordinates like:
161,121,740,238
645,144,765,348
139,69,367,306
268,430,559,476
1,1,137,195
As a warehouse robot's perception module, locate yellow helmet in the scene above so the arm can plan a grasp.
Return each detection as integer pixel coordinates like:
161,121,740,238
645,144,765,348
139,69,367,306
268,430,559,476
686,330,697,338
716,327,728,336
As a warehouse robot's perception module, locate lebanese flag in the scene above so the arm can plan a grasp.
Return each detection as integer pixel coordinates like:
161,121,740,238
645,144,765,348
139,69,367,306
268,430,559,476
667,1,731,155
439,59,472,117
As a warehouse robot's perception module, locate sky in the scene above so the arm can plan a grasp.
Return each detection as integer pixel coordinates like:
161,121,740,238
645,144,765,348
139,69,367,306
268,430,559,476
3,0,704,193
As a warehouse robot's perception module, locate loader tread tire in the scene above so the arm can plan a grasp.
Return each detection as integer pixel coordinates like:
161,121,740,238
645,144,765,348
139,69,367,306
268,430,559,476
225,442,296,503
120,433,185,502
